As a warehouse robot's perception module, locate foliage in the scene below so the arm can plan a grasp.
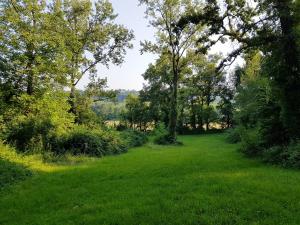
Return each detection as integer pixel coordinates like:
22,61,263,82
53,126,127,157
179,0,300,142
56,0,134,117
122,94,151,131
94,101,125,121
120,129,148,148
239,127,263,157
225,128,241,144
0,0,134,122
139,51,225,135
217,84,235,128
5,92,74,153
152,122,180,145
263,142,300,169
140,0,204,141
0,0,67,96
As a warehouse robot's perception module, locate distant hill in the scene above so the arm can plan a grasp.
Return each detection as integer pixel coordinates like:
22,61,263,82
116,89,139,102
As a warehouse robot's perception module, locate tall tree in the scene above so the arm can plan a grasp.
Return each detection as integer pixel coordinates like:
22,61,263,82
54,0,134,119
139,0,203,142
0,0,65,97
140,53,173,127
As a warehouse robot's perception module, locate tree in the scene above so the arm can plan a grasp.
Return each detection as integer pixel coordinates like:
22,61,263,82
140,53,173,127
0,0,66,97
74,77,116,126
178,0,300,142
54,0,134,119
139,0,203,142
123,94,151,131
217,84,234,129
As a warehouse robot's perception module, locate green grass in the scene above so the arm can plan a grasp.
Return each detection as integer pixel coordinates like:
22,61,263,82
1,134,300,225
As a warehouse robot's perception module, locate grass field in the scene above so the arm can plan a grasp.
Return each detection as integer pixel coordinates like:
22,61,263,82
1,134,300,225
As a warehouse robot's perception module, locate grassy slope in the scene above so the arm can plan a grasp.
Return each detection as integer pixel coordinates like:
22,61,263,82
0,134,300,225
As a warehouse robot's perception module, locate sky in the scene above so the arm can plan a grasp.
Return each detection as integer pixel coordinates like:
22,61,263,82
77,0,241,91
77,0,157,91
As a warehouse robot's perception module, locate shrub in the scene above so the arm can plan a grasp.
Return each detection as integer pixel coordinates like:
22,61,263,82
282,142,300,168
60,128,105,156
152,123,182,145
225,128,241,143
239,127,263,156
262,142,300,169
121,129,148,148
287,148,300,168
5,92,74,153
262,145,285,164
53,126,127,157
152,122,169,144
154,133,177,145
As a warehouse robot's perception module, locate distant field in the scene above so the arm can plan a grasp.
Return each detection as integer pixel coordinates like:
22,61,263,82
1,134,300,225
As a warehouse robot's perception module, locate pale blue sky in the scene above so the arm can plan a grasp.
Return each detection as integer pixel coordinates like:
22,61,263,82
77,0,156,91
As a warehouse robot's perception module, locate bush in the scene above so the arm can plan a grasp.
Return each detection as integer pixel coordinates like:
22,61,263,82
152,122,169,144
262,145,285,164
5,92,74,153
121,129,148,148
262,142,300,169
152,123,182,145
52,126,127,157
285,142,300,168
239,127,263,156
225,128,241,143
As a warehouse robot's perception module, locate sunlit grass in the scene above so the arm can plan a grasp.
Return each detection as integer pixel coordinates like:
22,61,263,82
0,142,95,172
1,134,300,225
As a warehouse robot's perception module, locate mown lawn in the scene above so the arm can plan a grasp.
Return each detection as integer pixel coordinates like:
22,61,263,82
1,134,300,225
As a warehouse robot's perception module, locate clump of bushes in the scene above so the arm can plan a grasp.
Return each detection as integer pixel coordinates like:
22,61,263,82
152,122,169,144
3,93,136,157
5,93,74,153
225,128,241,143
120,129,148,148
2,92,150,158
51,126,127,157
152,123,182,145
231,125,300,168
238,127,263,157
263,142,300,169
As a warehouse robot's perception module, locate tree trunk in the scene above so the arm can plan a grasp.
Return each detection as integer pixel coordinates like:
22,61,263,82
191,98,196,130
26,47,35,95
199,99,204,129
69,76,78,122
26,70,34,95
168,70,178,142
275,0,300,140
